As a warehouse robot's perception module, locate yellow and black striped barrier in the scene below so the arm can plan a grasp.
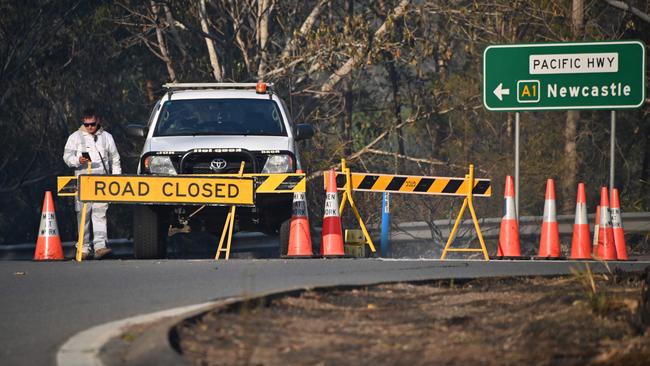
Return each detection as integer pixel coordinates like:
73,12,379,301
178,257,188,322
334,159,491,261
248,174,305,193
57,176,77,196
334,172,491,197
57,173,306,197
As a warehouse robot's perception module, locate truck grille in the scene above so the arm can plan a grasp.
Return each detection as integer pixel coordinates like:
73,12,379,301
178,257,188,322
180,152,258,174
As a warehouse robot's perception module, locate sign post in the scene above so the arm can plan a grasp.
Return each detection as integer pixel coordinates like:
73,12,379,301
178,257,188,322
483,40,646,216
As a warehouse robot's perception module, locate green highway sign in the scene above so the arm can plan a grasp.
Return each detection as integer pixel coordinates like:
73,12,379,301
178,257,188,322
483,41,646,111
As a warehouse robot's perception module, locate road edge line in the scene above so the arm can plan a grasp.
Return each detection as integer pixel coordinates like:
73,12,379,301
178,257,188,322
56,300,222,366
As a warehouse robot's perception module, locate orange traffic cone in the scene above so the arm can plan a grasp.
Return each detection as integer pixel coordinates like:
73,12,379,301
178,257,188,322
34,191,64,260
570,183,591,259
287,170,313,257
610,188,628,260
497,176,521,258
537,179,561,258
592,205,600,254
321,169,345,257
596,187,617,260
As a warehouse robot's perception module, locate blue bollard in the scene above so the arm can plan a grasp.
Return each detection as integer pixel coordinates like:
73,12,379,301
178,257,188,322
380,192,390,257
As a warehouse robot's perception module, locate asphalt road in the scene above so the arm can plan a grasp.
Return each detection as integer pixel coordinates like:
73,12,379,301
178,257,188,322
2,258,650,366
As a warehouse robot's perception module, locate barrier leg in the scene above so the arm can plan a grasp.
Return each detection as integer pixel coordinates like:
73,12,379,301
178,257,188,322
225,206,236,260
75,202,88,262
76,163,92,262
339,159,376,253
468,200,489,260
215,210,233,260
215,161,245,260
349,200,376,253
440,198,468,260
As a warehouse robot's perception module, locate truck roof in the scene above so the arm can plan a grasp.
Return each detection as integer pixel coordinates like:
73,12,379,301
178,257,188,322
162,89,278,101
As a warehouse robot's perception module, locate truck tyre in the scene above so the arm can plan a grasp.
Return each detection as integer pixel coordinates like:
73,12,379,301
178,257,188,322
278,218,291,257
133,205,168,259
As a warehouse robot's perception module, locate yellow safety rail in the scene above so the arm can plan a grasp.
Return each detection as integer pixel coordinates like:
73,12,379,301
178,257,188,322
334,172,491,197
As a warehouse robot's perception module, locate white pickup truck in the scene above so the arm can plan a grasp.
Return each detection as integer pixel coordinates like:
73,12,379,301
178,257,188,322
126,82,314,258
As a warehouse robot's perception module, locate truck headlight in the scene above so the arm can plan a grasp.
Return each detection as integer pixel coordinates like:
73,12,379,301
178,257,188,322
262,155,293,173
145,156,177,175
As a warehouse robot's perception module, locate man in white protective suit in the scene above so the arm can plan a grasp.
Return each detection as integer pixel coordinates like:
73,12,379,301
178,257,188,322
63,108,122,260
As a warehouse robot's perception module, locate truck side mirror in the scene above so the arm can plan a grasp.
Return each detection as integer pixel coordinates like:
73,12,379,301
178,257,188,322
126,124,148,138
295,124,314,141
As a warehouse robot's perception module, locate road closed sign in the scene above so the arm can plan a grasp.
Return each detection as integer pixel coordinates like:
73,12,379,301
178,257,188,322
78,175,254,205
483,40,646,111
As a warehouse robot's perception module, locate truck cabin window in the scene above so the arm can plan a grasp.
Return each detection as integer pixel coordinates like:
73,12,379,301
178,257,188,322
154,99,287,137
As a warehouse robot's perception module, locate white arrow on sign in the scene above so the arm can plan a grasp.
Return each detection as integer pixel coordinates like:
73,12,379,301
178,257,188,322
493,83,510,101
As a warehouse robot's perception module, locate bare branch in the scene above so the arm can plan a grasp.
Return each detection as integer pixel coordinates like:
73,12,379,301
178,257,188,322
602,0,650,24
365,148,477,173
280,0,328,60
320,0,411,93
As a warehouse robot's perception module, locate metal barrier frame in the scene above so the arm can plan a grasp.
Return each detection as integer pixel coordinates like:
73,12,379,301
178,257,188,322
440,164,489,260
336,160,490,261
339,159,377,253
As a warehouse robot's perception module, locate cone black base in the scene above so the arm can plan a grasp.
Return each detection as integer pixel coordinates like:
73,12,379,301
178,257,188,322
281,254,318,259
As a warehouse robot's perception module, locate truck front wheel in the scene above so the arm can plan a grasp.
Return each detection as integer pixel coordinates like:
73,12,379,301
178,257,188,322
133,205,168,259
278,218,291,257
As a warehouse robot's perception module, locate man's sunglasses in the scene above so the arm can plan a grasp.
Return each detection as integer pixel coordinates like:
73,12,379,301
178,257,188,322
83,122,98,127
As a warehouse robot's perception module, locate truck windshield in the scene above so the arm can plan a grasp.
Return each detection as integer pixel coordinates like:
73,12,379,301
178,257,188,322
154,99,287,137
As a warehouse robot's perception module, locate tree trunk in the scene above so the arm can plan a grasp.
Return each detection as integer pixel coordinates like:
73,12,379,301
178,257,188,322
342,0,353,156
151,1,177,82
199,0,223,81
640,117,650,210
561,0,583,213
163,3,188,59
257,0,272,79
386,55,404,157
146,79,156,105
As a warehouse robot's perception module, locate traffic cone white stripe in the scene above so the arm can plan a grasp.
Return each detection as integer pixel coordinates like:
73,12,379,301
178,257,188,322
610,208,622,229
592,205,600,247
38,212,60,237
574,203,588,225
324,192,340,217
293,192,308,217
600,205,611,228
503,197,516,220
543,199,557,222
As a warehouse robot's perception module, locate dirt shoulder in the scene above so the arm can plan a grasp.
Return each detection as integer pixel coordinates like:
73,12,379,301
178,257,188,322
172,269,650,366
